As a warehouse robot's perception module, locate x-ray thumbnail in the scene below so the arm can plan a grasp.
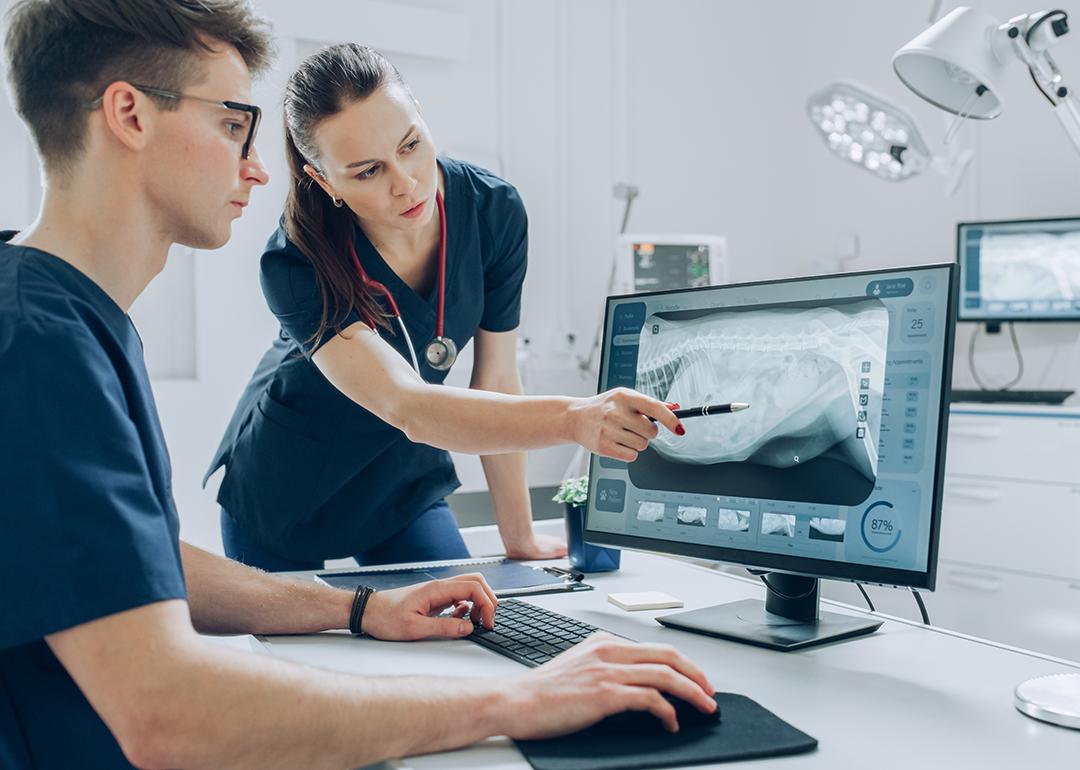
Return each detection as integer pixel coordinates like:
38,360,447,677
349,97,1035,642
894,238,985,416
808,517,846,543
676,505,707,526
636,501,666,522
717,508,750,532
630,298,888,506
762,513,796,537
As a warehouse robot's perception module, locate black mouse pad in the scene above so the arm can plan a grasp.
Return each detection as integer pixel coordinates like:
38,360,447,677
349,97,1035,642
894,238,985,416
514,693,817,770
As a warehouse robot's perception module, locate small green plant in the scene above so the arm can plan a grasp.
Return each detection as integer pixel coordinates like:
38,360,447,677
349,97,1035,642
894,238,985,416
552,475,589,506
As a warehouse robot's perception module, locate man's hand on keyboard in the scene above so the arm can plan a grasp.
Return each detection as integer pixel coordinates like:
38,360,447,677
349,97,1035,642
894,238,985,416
360,574,498,640
502,632,717,738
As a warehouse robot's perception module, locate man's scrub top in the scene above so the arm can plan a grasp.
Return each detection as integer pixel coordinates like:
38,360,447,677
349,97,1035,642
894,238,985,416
207,158,528,562
0,233,188,769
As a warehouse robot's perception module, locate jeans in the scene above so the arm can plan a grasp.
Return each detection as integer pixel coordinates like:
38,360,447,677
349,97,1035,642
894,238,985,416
220,498,470,572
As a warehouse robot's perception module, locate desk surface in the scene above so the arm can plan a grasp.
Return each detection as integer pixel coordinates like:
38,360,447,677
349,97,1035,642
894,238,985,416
257,552,1080,769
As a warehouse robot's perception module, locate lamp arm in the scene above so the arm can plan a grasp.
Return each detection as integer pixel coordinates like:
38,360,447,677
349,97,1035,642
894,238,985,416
1052,95,1080,157
995,11,1080,158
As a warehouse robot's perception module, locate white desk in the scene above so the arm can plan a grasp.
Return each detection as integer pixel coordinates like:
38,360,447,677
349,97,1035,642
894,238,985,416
256,551,1080,769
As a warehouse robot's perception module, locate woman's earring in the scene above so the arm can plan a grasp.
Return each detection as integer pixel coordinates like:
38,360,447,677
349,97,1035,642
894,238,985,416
332,197,344,208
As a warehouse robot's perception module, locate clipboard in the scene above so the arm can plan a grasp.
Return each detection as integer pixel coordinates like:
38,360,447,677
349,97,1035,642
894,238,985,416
315,557,593,597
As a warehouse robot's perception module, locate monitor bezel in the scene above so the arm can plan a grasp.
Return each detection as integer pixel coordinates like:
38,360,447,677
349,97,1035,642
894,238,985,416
582,262,957,591
956,216,1080,323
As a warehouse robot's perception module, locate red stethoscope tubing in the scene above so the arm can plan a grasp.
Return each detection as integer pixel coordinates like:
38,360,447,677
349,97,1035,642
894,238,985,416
347,190,446,335
434,190,447,339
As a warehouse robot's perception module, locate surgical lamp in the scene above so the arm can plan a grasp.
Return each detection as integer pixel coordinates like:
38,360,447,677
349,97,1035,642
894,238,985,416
893,6,1080,156
894,7,1080,731
807,81,930,181
806,80,973,194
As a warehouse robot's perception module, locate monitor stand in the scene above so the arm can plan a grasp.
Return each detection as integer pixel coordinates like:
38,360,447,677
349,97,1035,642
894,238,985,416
656,573,882,651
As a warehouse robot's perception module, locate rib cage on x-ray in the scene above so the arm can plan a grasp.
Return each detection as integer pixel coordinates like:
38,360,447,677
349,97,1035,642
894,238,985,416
980,232,1080,300
635,301,889,483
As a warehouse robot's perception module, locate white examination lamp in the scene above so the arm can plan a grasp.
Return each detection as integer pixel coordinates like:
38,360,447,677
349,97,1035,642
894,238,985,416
895,6,1080,732
893,6,1080,155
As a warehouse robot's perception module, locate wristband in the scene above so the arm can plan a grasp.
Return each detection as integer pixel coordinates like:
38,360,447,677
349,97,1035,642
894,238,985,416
349,585,375,636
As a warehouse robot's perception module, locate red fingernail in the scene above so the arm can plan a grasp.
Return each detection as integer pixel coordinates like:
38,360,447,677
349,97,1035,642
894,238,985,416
666,402,680,410
675,424,685,436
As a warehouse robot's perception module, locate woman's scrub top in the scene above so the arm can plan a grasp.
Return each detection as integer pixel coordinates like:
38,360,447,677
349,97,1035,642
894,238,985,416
205,158,528,561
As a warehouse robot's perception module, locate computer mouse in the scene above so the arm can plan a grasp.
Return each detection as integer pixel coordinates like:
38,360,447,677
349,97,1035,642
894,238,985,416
591,693,721,734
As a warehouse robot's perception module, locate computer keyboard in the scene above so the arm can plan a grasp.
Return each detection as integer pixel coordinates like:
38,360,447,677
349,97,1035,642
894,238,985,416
467,599,615,667
950,388,1074,405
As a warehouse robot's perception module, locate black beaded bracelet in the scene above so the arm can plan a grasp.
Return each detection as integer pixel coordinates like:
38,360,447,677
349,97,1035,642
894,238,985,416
349,585,375,636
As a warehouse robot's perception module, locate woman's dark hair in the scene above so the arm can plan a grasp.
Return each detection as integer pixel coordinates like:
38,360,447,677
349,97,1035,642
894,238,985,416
4,0,273,172
283,43,410,344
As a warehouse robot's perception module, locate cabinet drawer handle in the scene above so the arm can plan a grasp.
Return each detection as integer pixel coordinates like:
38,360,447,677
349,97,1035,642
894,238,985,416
946,484,1003,502
949,424,1003,440
945,570,1002,593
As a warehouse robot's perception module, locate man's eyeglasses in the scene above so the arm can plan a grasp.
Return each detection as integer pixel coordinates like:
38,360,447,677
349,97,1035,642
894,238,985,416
85,84,262,160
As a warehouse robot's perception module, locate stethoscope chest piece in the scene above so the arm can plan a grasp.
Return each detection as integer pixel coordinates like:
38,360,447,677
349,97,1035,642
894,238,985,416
425,335,458,370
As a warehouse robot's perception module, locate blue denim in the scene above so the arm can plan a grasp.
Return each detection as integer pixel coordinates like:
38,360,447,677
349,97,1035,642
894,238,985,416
220,498,470,572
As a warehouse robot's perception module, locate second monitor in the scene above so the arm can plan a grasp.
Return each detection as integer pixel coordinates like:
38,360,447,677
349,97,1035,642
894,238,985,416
958,216,1080,325
585,264,957,650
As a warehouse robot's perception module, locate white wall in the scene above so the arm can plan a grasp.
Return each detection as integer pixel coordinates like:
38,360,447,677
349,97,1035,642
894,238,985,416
0,18,34,230
3,0,1079,553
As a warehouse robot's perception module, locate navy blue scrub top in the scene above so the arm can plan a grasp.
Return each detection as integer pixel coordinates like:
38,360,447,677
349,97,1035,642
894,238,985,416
207,157,528,562
0,233,187,769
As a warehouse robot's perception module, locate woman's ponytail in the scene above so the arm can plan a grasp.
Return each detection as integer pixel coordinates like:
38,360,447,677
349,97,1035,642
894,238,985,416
281,43,410,346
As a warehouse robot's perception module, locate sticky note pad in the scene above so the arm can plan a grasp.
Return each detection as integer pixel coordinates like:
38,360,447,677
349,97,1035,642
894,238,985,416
607,591,684,611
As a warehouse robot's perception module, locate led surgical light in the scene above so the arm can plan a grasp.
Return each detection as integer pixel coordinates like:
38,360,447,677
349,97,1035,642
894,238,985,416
806,81,931,182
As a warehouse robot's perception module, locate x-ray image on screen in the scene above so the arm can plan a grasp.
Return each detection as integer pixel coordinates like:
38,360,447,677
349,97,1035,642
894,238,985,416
630,298,888,506
761,513,796,537
809,517,846,542
676,505,707,526
717,508,750,531
636,501,666,522
978,231,1080,301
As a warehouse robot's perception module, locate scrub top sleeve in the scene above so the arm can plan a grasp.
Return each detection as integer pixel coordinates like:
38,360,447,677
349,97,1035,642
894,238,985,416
479,186,529,333
260,233,363,356
0,321,187,651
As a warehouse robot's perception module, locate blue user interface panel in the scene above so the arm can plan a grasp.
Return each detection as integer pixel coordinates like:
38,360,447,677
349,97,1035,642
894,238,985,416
959,217,1080,322
585,265,954,578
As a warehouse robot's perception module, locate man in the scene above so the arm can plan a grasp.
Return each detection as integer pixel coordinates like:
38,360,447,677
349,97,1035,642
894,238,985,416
0,1,717,768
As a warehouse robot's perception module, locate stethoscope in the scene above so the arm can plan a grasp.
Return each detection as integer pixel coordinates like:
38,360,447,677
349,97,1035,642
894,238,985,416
348,190,458,372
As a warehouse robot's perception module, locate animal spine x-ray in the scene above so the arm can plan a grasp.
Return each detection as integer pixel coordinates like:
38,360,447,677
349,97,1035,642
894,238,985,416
631,298,888,506
980,231,1080,300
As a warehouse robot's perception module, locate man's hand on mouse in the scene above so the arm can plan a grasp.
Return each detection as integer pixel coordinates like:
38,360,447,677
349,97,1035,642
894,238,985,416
496,632,717,739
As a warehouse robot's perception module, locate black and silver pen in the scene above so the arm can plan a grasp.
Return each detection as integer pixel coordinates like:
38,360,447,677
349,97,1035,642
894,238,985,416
672,402,749,419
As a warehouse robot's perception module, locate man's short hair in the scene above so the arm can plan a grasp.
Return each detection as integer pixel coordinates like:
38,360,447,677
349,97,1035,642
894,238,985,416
3,0,274,172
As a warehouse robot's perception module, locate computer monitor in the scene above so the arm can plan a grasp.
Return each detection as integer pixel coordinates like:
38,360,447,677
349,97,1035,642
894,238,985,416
615,234,728,295
957,217,1080,326
584,263,957,650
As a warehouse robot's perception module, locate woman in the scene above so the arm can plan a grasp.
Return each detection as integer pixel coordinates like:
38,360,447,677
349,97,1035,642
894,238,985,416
206,44,683,572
